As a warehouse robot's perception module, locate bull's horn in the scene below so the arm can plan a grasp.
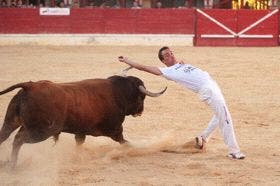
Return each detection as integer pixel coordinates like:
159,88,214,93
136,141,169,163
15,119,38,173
139,85,167,97
120,66,133,77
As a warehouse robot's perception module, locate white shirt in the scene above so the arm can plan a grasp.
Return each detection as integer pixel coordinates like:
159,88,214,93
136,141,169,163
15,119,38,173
159,63,211,93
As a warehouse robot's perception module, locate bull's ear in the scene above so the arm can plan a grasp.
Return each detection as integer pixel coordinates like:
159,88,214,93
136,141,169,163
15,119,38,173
138,86,167,97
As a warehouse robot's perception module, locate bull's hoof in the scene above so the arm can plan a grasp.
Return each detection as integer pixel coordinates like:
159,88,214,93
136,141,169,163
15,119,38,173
0,160,16,170
0,160,8,168
75,134,86,146
119,139,128,144
121,140,132,147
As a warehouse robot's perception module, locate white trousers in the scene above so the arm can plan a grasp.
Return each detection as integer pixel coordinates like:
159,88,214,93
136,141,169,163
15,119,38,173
198,79,240,154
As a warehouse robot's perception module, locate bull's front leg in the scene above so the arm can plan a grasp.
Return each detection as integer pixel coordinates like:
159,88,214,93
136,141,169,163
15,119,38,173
109,126,127,144
75,134,86,145
111,133,127,144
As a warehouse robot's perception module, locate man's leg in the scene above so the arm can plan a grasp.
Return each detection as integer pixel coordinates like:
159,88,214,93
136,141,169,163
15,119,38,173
218,105,241,154
196,88,220,149
200,80,245,159
215,101,245,159
200,114,219,142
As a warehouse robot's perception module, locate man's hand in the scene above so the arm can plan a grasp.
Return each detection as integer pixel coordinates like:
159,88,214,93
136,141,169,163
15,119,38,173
118,56,127,63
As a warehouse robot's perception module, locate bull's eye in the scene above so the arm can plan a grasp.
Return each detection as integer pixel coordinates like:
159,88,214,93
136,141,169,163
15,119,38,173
138,96,144,103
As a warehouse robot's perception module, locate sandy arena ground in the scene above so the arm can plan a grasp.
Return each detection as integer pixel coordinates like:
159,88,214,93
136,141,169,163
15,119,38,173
0,46,279,185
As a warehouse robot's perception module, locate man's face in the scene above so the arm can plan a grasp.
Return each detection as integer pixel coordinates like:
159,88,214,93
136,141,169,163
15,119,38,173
161,48,175,66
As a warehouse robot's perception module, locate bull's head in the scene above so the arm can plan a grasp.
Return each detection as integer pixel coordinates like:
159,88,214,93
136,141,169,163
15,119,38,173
109,75,167,117
126,76,167,117
131,85,166,117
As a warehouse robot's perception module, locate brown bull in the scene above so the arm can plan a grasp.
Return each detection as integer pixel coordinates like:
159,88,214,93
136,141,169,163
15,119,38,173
0,75,166,167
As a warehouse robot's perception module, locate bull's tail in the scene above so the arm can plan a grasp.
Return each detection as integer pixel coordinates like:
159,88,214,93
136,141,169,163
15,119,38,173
0,82,32,95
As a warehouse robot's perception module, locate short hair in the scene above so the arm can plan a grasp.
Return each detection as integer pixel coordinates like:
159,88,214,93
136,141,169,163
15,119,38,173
158,46,169,61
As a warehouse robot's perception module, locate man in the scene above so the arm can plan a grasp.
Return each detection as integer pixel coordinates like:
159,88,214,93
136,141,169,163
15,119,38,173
118,46,245,159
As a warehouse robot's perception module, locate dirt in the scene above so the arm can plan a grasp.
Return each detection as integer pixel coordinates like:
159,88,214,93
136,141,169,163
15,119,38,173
0,45,279,185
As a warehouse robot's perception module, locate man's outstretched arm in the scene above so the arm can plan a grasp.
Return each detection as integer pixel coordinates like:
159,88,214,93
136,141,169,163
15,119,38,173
118,56,162,76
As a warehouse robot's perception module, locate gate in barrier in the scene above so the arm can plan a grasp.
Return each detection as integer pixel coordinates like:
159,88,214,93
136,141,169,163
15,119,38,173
195,9,279,46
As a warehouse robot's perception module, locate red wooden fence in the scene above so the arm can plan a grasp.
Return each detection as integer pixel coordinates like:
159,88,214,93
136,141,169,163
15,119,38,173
0,8,279,46
195,9,279,46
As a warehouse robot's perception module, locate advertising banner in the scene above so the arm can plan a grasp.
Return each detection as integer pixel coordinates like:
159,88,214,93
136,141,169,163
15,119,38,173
39,8,70,16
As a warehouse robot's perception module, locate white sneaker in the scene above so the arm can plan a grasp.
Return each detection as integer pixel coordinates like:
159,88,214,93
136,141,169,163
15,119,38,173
195,136,205,149
228,152,246,159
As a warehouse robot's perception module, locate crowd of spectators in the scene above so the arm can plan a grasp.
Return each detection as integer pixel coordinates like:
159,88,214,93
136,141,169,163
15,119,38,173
0,0,41,7
0,0,198,8
0,0,274,9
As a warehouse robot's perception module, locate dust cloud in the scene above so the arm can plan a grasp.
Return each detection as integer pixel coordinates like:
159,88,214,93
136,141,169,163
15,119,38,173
0,131,199,185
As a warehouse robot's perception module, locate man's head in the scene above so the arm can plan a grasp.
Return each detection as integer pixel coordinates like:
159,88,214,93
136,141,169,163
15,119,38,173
158,46,176,67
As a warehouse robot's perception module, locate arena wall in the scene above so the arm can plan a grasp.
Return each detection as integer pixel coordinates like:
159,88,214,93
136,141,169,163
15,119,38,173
0,8,279,46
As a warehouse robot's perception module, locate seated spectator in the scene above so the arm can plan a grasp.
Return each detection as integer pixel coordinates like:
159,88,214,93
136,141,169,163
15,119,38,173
17,0,23,7
160,0,174,8
87,1,94,7
85,0,100,7
119,0,140,8
28,2,34,7
59,1,65,7
175,0,187,8
243,1,250,9
73,1,79,7
155,0,162,8
99,0,119,8
118,0,125,7
124,0,133,8
137,0,142,7
10,0,17,7
131,0,141,8
153,0,174,8
0,0,8,7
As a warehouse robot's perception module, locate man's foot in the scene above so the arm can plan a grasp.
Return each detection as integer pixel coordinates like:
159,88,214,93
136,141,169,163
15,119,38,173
228,152,246,159
195,136,205,149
